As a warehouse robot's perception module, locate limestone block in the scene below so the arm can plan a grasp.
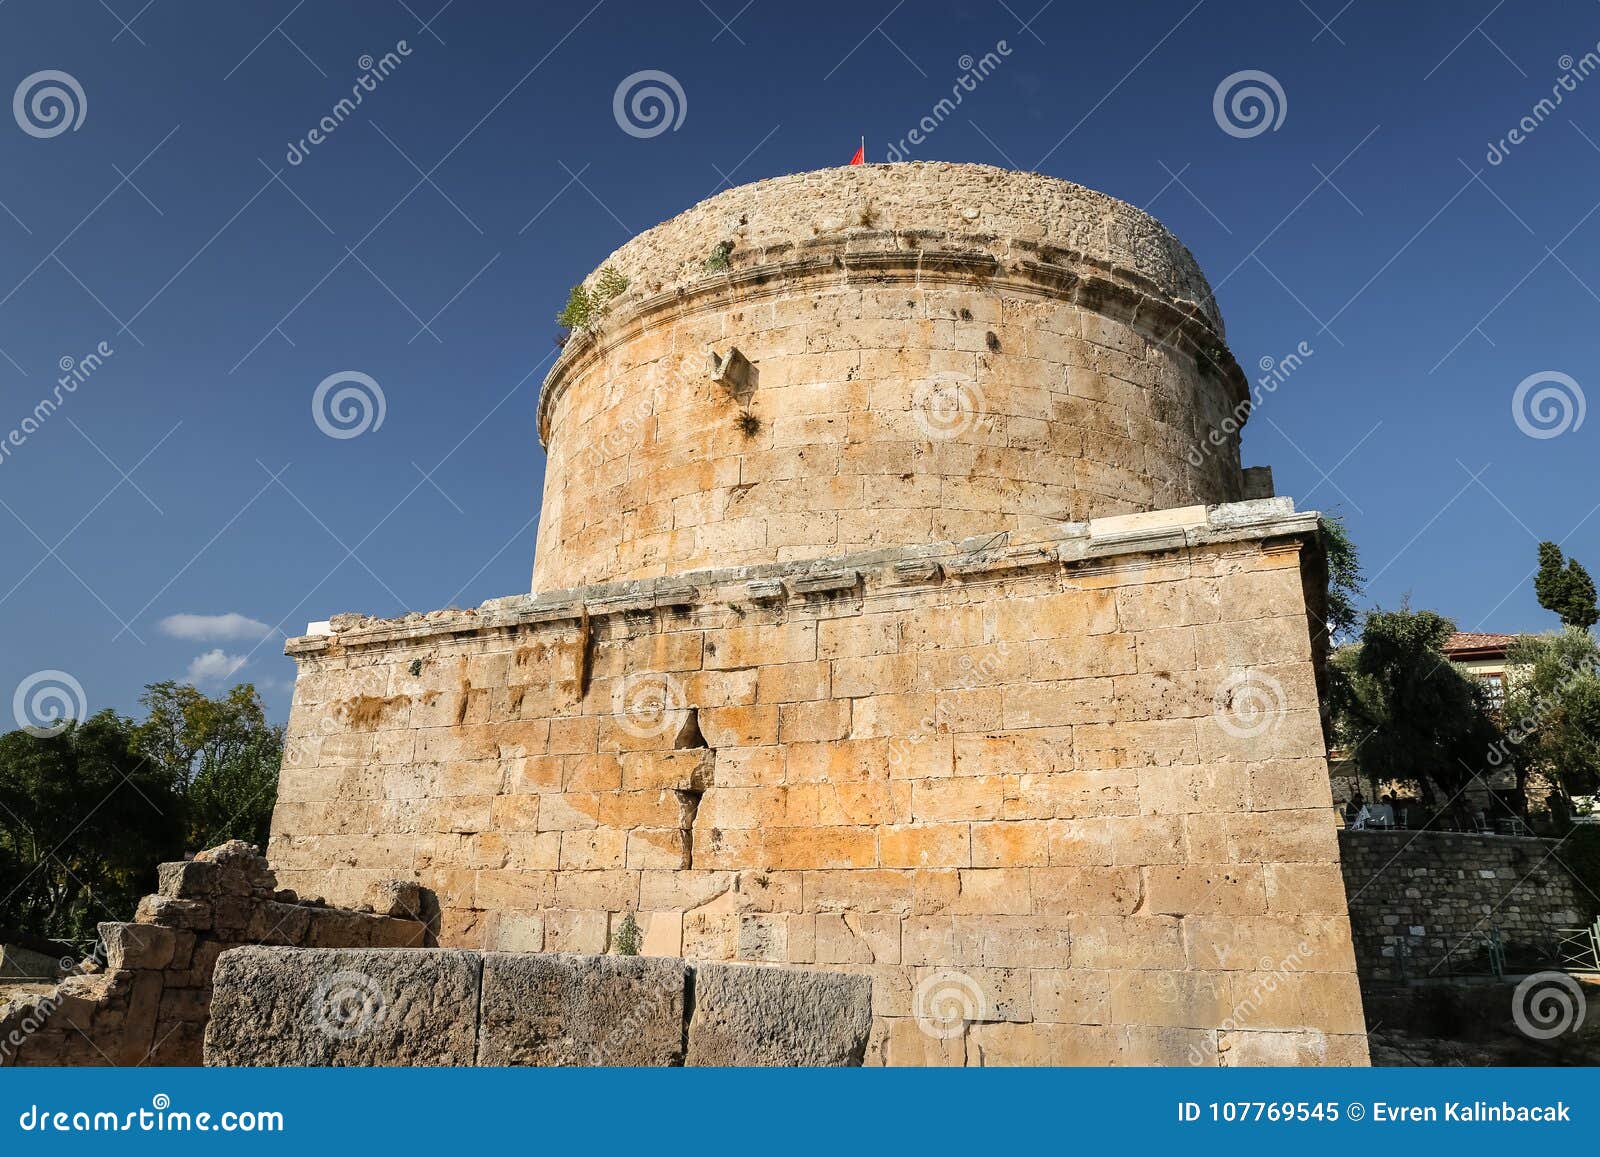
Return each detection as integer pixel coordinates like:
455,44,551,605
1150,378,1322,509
157,860,221,899
476,952,686,1066
364,878,426,920
1030,967,1113,1024
486,912,545,953
204,947,481,1066
98,922,177,971
685,962,871,1066
134,896,211,930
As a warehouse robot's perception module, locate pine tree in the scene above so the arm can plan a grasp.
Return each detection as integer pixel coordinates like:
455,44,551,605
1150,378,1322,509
1535,542,1600,630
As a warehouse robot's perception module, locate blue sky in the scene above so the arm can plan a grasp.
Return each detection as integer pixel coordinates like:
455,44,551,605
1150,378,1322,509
1,0,1597,723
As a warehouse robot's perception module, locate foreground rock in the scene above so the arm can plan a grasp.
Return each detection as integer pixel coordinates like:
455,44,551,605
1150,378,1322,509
478,952,686,1065
207,947,480,1066
203,948,872,1066
688,962,872,1066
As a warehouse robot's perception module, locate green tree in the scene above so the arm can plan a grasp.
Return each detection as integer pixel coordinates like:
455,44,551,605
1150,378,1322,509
0,682,284,939
1534,541,1600,630
0,712,185,939
1501,628,1600,805
1336,607,1504,804
1321,512,1365,646
132,682,282,850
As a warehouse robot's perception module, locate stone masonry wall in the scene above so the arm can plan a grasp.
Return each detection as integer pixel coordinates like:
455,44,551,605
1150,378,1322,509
1338,829,1590,982
532,163,1251,592
0,841,426,1066
270,502,1368,1066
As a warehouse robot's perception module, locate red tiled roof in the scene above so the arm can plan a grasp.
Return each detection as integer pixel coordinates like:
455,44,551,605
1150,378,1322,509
1443,632,1521,655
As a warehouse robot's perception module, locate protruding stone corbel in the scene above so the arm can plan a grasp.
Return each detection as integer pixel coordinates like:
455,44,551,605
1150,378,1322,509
892,559,942,585
744,578,787,603
709,347,757,397
788,569,860,597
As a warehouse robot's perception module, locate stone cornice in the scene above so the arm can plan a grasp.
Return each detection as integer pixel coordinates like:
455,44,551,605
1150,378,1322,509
535,235,1248,448
285,498,1317,660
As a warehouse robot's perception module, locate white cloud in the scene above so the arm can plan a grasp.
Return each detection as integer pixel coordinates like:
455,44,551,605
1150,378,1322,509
159,612,272,642
184,650,247,687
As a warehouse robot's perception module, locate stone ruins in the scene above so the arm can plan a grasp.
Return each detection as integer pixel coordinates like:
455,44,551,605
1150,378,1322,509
0,841,426,1066
267,161,1368,1065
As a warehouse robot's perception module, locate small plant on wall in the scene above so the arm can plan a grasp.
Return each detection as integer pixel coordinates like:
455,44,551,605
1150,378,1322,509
704,240,733,272
556,265,629,335
594,265,629,302
613,911,642,956
1197,343,1229,379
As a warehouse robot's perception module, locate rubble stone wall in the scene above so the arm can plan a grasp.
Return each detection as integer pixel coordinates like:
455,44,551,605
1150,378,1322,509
1338,830,1590,982
271,502,1368,1066
532,162,1251,591
0,842,425,1066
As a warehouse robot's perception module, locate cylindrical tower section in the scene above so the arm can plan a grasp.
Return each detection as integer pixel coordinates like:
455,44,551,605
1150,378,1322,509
532,162,1248,592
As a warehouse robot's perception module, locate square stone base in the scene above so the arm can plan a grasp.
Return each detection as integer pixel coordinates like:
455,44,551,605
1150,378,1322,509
270,500,1368,1066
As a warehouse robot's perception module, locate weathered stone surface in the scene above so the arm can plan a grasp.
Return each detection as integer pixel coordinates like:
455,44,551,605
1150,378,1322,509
98,922,177,971
365,878,426,920
135,895,211,930
198,948,870,1067
686,962,871,1066
157,859,221,899
476,952,685,1066
205,947,480,1067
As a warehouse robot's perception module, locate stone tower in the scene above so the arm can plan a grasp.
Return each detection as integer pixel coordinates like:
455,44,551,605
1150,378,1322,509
532,164,1248,592
272,163,1368,1066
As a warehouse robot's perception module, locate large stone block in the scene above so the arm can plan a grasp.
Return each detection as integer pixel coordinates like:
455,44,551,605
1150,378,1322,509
476,952,686,1066
98,922,177,971
204,947,481,1066
686,961,871,1066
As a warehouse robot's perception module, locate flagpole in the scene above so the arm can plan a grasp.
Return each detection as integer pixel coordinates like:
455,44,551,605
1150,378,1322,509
861,135,866,163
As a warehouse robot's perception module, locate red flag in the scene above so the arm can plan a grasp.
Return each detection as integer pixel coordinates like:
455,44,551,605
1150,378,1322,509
849,142,864,165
